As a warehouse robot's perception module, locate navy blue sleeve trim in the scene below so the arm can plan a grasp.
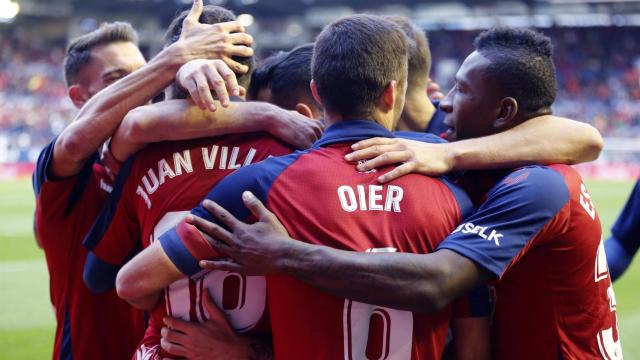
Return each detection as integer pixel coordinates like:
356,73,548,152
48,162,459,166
32,138,56,196
32,137,100,216
83,242,141,293
437,166,570,278
159,227,202,276
82,154,136,250
440,177,474,220
64,152,99,217
83,252,122,293
605,234,637,282
467,286,492,317
394,130,446,144
60,304,73,360
611,180,640,246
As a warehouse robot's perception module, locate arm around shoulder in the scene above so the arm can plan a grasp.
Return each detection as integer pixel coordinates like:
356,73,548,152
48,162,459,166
116,241,183,309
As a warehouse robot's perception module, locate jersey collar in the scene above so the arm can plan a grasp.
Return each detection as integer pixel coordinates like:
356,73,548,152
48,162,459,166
313,120,394,148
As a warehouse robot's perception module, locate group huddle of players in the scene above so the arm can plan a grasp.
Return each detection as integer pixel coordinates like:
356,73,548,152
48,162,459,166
32,0,630,359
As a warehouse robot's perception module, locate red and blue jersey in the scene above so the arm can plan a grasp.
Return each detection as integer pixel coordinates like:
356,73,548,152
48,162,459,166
32,139,146,360
606,179,640,280
159,120,488,360
82,133,291,359
438,165,622,360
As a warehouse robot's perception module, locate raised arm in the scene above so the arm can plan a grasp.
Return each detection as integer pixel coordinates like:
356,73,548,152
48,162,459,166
346,115,603,182
445,115,603,169
110,99,321,162
51,0,253,178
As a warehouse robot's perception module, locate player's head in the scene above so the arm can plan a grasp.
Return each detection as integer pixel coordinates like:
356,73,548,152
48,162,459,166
246,51,283,102
63,22,145,108
311,14,408,130
386,16,430,92
248,43,322,119
440,27,556,141
164,5,254,99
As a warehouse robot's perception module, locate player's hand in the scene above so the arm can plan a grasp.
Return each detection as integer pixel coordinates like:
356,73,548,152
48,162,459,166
267,110,323,149
177,59,245,112
345,137,455,182
188,191,296,276
427,77,445,101
160,291,250,359
170,0,254,73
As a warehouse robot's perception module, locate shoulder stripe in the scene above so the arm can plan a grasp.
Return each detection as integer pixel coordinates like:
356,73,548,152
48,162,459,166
440,176,475,220
82,154,136,250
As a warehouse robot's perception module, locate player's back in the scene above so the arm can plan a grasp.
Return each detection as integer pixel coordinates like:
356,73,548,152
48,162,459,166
210,121,474,359
84,132,291,359
492,164,621,359
86,133,291,259
444,164,622,359
268,149,467,359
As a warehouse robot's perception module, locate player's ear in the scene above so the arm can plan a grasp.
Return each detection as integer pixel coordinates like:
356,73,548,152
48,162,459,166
294,103,314,119
310,80,323,108
68,84,90,108
378,80,396,113
494,97,518,130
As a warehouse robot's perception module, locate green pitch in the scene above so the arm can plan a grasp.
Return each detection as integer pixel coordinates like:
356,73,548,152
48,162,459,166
0,178,638,359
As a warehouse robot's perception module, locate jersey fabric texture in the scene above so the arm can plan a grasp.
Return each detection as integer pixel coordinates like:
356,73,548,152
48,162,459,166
606,179,640,281
82,133,291,359
159,120,488,360
33,139,145,360
438,165,622,360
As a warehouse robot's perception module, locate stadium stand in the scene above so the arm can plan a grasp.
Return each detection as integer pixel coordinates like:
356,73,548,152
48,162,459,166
1,19,639,173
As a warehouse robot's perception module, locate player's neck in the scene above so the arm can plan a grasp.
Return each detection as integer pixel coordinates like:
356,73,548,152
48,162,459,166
396,89,435,132
323,111,393,131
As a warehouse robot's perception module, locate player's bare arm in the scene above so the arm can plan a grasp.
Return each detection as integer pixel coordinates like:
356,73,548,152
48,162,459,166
193,193,493,313
346,115,603,182
110,99,322,162
51,0,253,179
451,317,491,360
116,241,183,310
160,291,272,360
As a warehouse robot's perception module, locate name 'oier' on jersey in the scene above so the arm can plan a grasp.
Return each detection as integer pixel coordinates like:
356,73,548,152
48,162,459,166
159,120,489,360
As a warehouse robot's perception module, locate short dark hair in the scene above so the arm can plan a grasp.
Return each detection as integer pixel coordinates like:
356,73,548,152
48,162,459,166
312,14,408,119
247,50,286,101
386,16,430,89
474,27,557,115
63,22,138,87
164,5,253,89
249,43,317,111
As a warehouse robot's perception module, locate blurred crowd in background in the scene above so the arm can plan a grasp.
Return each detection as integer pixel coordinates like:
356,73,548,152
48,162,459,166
1,26,639,164
430,27,640,139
